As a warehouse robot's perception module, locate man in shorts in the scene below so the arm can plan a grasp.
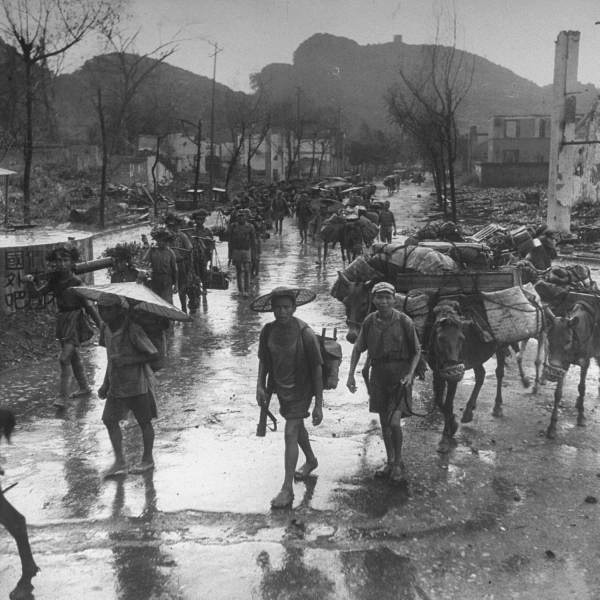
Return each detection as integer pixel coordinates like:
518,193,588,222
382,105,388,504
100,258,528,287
97,293,159,477
346,282,421,483
378,201,397,243
253,286,323,508
25,245,101,408
228,209,257,297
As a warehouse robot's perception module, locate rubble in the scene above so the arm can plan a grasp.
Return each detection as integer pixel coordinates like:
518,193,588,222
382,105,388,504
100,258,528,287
419,185,600,257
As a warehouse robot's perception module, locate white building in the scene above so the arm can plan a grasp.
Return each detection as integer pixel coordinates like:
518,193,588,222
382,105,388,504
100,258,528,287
241,129,335,181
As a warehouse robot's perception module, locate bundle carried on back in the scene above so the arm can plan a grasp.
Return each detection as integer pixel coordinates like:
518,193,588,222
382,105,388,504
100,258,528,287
358,216,379,244
320,214,345,240
481,283,543,343
396,291,433,339
416,241,493,270
340,255,383,282
369,243,459,277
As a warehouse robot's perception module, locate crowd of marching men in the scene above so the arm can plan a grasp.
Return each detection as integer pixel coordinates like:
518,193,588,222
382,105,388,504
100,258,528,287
100,179,388,302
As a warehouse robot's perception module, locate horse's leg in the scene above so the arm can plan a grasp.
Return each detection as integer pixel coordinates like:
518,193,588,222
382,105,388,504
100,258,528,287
492,349,506,418
532,332,546,394
0,491,39,589
516,339,531,388
547,377,564,438
461,364,486,423
438,379,458,454
323,242,328,265
575,358,589,427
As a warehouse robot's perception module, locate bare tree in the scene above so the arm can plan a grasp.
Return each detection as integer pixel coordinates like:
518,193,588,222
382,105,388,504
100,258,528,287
89,28,177,227
221,90,269,190
0,0,121,223
387,16,474,221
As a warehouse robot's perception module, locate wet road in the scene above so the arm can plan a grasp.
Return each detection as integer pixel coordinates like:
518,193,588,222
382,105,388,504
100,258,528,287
2,184,600,599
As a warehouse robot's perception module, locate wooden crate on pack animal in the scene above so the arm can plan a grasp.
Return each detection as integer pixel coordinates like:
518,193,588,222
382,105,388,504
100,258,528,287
393,269,520,294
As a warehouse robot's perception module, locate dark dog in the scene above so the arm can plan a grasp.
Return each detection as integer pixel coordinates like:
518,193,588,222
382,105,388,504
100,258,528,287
0,408,39,598
0,407,15,440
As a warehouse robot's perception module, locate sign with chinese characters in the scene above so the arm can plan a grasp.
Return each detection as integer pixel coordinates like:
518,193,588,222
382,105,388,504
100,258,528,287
0,237,94,313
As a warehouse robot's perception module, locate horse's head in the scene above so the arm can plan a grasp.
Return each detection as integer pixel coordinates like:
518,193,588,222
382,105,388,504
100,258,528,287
340,275,372,343
430,301,467,382
543,305,584,381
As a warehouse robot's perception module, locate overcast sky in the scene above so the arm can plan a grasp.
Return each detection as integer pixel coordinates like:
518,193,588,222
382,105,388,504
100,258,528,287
79,0,600,91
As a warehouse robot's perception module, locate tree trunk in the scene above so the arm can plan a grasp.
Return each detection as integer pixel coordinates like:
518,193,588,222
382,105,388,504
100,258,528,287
285,131,295,180
309,138,316,179
151,136,161,215
97,88,108,229
23,59,33,224
448,152,457,222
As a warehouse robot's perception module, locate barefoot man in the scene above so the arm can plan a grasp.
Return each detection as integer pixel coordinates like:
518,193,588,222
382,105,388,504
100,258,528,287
97,293,158,477
252,286,323,508
346,282,421,483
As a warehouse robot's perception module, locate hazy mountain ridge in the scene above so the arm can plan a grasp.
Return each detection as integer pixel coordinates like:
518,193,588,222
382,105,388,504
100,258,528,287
2,32,597,145
259,33,598,134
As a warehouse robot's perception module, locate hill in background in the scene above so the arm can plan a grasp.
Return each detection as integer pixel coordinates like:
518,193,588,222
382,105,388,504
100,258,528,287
255,33,598,135
6,32,599,145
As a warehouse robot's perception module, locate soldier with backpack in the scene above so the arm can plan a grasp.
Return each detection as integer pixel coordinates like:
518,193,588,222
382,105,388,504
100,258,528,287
251,286,323,509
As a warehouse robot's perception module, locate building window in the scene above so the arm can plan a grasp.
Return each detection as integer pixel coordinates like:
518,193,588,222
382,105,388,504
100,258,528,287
504,120,519,138
502,149,519,163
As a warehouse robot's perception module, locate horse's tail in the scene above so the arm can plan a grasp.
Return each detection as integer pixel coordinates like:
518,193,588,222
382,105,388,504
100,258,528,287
0,409,15,442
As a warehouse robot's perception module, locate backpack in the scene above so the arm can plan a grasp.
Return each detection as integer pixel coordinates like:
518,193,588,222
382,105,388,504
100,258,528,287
128,312,170,371
301,325,343,390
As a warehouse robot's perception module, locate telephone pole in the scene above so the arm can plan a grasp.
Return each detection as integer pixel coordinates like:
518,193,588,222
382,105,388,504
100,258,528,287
295,86,301,179
547,30,580,233
193,119,202,206
208,42,223,201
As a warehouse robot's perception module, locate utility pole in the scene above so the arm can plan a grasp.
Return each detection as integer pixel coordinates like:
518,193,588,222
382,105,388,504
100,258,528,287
295,86,302,179
193,119,202,206
547,30,580,233
208,42,223,202
337,104,343,176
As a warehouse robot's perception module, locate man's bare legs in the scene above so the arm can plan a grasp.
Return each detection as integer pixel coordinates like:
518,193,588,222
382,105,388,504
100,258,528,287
235,263,251,296
377,410,404,481
389,410,406,482
56,343,90,408
295,421,318,480
130,421,155,473
271,418,318,508
104,421,127,476
70,347,91,395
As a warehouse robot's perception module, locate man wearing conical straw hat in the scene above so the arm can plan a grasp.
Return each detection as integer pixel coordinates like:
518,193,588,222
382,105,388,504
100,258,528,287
97,292,159,477
251,286,323,509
